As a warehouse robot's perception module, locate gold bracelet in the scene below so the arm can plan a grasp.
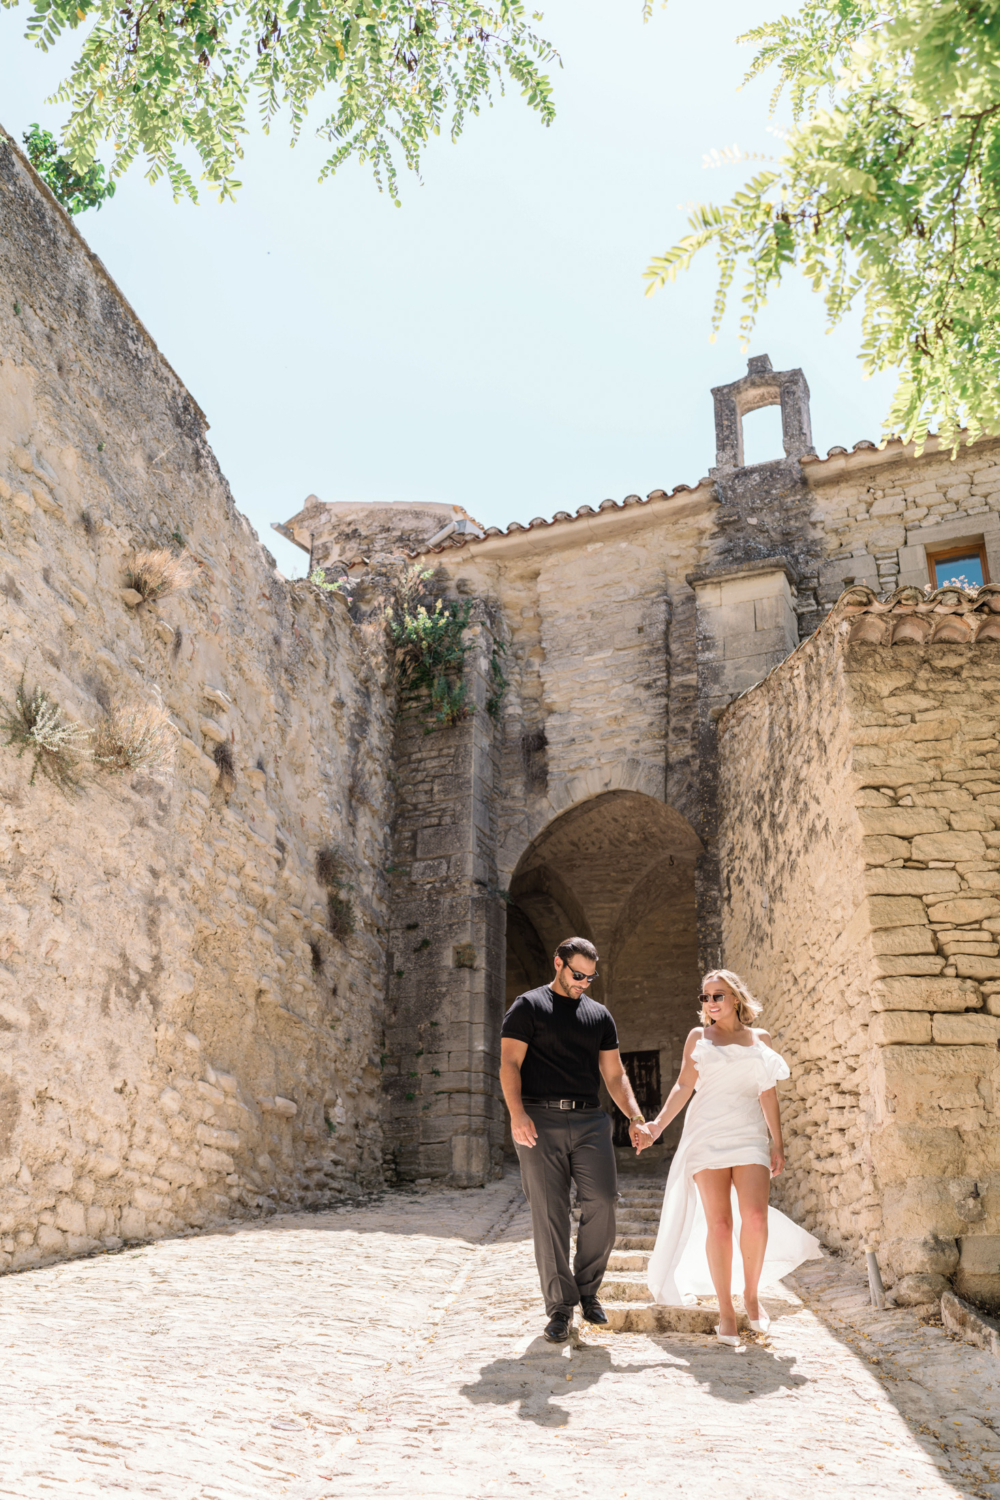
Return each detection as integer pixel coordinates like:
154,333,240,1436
630,1114,646,1125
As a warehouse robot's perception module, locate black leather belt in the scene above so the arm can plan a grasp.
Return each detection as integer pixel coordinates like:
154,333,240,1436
522,1098,600,1110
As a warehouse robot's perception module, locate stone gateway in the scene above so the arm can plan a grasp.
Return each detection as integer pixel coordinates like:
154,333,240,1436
3,122,1000,1312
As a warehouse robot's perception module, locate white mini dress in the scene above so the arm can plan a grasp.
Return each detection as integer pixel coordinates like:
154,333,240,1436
646,1034,822,1305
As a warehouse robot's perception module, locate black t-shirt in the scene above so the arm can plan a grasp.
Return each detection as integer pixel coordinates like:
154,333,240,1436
501,985,619,1102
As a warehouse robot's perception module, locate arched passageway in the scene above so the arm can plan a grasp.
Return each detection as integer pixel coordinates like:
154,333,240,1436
505,791,702,1162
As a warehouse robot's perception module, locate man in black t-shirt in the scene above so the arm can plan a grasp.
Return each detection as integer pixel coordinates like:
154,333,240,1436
500,936,652,1343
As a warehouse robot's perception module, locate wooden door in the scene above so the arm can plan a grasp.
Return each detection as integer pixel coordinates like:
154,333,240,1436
612,1050,662,1148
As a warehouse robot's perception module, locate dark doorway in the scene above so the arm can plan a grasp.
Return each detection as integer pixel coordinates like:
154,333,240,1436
613,1050,662,1148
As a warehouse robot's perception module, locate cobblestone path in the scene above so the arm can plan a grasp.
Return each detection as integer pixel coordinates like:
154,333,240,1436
2,1169,999,1500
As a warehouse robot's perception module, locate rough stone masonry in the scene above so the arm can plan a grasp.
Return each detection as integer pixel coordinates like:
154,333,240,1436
6,114,1000,1317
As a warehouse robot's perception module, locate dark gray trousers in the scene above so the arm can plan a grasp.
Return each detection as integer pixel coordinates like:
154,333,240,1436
515,1106,617,1317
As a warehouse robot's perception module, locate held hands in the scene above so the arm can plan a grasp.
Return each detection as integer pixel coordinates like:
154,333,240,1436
511,1111,538,1149
633,1118,660,1154
770,1142,785,1177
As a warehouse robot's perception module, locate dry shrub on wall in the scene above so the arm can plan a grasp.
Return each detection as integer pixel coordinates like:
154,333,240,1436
125,548,196,603
213,739,236,796
93,695,175,774
0,678,88,793
316,845,355,941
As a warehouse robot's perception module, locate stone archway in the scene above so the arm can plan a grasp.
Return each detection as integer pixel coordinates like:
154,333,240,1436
505,791,703,1164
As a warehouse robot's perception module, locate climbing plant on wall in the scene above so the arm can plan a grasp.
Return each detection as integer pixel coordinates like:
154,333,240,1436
22,125,116,215
387,595,473,730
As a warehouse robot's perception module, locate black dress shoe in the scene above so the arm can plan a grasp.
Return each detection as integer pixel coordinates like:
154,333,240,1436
580,1295,608,1325
544,1313,571,1343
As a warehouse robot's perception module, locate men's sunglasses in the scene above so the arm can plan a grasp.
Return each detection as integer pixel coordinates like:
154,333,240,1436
566,966,599,984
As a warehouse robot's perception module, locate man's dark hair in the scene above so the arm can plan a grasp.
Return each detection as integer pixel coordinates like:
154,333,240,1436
555,937,598,965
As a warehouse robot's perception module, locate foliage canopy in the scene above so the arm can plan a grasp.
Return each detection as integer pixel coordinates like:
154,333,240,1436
5,0,556,204
645,0,1000,450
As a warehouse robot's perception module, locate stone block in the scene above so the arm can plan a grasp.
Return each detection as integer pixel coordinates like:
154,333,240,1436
415,825,468,859
870,1012,931,1046
891,1233,961,1276
449,1133,490,1185
873,956,946,976
864,868,961,896
911,831,988,861
119,1208,147,1240
955,956,1000,980
932,1012,1000,1044
35,1224,66,1255
926,897,1000,925
53,1198,86,1235
872,976,980,1011
853,764,939,790
861,836,911,864
871,925,936,956
871,1125,964,1183
864,896,929,930
893,1272,950,1306
858,808,949,837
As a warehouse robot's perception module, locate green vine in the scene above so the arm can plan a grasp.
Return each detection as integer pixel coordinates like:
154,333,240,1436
486,642,508,721
388,597,473,732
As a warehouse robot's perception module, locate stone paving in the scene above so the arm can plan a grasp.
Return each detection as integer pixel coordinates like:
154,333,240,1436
1,1167,999,1499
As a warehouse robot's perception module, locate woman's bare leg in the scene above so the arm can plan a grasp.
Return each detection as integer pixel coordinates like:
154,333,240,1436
732,1164,771,1320
694,1168,736,1335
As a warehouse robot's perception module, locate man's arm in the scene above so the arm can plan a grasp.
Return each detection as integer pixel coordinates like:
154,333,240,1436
599,1049,653,1150
500,1037,538,1148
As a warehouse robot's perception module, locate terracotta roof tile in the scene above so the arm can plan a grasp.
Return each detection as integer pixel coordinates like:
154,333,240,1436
830,582,1000,645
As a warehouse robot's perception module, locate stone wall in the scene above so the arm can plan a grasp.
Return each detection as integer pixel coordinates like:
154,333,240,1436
805,437,1000,609
0,129,394,1270
380,604,508,1185
718,596,1000,1307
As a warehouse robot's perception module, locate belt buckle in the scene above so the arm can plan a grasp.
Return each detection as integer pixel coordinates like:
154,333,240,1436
558,1099,574,1110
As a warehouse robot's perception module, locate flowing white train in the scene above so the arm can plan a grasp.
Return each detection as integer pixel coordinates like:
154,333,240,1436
647,1035,823,1307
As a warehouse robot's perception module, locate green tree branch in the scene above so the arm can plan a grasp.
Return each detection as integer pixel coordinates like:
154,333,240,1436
645,0,1000,451
5,0,557,203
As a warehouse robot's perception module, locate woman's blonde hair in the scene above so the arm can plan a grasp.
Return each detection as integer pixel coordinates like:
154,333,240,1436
699,969,763,1027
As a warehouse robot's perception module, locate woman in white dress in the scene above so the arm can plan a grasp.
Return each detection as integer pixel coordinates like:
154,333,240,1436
638,970,821,1343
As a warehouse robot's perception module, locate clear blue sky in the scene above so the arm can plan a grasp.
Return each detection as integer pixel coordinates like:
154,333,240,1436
0,0,894,578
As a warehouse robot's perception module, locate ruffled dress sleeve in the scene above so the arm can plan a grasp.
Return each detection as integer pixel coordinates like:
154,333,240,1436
755,1043,790,1095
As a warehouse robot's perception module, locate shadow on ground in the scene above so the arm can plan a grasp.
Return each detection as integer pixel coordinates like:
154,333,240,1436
459,1332,808,1425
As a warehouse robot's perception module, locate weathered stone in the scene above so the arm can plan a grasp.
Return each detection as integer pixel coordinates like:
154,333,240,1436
954,955,1000,979
932,1012,1000,1044
871,925,936,956
925,897,1000,925
864,868,962,896
911,831,988,861
869,1012,931,1046
857,809,949,837
864,896,928,930
872,976,980,1012
893,1272,950,1305
870,1126,964,1184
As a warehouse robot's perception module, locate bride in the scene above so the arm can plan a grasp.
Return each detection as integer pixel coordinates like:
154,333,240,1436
638,969,821,1343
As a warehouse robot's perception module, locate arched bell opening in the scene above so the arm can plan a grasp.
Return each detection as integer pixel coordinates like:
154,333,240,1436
504,790,702,1171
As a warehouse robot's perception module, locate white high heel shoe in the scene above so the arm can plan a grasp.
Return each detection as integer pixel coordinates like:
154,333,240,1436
715,1326,741,1347
748,1304,770,1334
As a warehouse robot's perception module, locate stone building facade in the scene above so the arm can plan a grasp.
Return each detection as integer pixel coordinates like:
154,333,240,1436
5,117,1000,1304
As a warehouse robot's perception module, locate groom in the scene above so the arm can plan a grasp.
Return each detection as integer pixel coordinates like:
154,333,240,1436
500,937,652,1343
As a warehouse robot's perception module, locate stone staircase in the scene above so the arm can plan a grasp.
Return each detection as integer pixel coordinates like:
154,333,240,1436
573,1178,750,1336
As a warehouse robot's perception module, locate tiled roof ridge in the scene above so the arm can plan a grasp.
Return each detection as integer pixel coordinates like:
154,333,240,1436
467,482,703,545
328,482,709,570
830,581,1000,645
318,427,1000,574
